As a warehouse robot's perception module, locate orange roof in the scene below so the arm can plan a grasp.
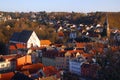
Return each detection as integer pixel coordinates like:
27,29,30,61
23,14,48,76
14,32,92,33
58,31,64,37
76,43,86,48
43,66,57,76
111,46,119,52
96,47,103,53
30,47,46,51
68,50,84,54
0,72,14,80
16,43,26,49
3,54,17,60
9,43,26,50
40,40,51,46
9,45,16,50
21,63,44,74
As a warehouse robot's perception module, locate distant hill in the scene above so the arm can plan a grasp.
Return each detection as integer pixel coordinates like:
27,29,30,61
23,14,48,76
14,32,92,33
78,12,120,29
0,11,120,44
48,12,120,29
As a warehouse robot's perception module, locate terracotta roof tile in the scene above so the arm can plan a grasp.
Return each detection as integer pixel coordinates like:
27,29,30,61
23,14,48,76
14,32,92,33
58,31,64,37
0,72,14,80
3,54,17,60
40,40,51,46
9,45,16,50
16,43,26,49
21,63,44,74
43,66,57,77
76,43,86,48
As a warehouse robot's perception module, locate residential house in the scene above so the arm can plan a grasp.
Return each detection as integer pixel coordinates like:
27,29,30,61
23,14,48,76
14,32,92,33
69,31,77,39
9,30,40,54
55,51,66,70
69,57,86,75
114,32,120,46
69,25,77,39
64,50,85,70
28,66,58,80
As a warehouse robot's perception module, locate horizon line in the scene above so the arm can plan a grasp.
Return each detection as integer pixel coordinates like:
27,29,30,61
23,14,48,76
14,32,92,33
0,10,120,13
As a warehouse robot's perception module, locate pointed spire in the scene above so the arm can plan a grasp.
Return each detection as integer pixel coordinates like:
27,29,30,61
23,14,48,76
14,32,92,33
104,14,108,27
103,14,110,38
106,14,110,38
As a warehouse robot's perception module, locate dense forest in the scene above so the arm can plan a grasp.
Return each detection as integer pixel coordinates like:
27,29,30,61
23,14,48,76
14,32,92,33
0,12,120,53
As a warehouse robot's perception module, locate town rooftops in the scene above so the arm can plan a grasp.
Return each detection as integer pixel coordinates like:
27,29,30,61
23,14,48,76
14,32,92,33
10,30,33,43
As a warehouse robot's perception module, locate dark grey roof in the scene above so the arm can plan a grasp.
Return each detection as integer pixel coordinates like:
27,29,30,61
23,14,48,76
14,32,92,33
10,30,33,43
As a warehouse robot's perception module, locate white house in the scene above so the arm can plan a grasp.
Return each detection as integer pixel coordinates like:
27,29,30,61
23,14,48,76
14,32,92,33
9,30,40,48
69,57,86,75
0,59,12,72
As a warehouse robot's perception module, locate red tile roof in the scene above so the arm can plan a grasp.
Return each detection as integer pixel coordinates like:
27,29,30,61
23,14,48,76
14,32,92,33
0,72,14,80
21,63,44,74
9,45,16,50
2,54,17,61
76,43,86,48
40,40,51,46
43,66,57,77
16,43,26,49
9,43,26,50
58,31,64,37
111,46,119,52
30,47,46,51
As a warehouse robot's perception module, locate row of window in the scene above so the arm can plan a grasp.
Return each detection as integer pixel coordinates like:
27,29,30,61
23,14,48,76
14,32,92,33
0,63,10,68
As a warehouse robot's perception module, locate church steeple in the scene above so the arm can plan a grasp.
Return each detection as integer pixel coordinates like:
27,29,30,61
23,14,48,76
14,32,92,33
103,14,110,38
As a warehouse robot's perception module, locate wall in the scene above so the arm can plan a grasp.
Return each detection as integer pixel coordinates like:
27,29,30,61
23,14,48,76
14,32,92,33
0,60,12,72
27,31,40,48
55,57,66,70
16,55,32,67
42,57,56,66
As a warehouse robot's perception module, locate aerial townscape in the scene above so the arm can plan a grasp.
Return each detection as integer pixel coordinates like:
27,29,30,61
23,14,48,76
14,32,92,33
0,1,120,80
0,11,120,80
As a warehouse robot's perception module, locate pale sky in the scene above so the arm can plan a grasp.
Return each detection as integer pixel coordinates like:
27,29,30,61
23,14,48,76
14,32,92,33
0,0,120,12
